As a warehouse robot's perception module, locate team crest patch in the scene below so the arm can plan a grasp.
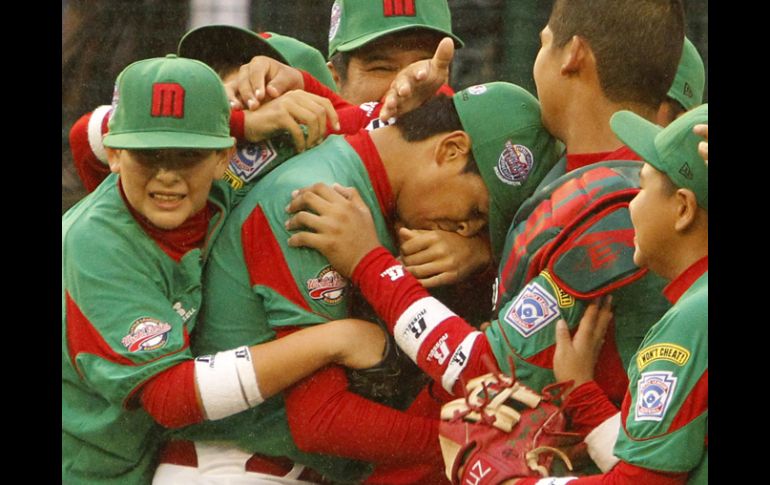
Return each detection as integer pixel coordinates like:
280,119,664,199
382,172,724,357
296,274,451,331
635,371,677,422
121,317,172,352
329,0,342,41
229,141,277,183
494,141,534,186
503,282,560,338
307,266,348,304
467,84,487,96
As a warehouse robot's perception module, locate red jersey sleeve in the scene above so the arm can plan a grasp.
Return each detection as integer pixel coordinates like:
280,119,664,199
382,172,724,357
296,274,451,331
69,106,112,192
139,360,204,428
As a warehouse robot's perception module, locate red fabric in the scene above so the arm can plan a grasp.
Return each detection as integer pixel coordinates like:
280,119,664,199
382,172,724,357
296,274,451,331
566,145,642,172
516,460,688,484
69,111,112,192
301,70,352,112
436,84,455,97
563,380,620,435
118,181,211,262
65,291,135,374
663,256,708,304
158,439,198,467
241,206,313,312
229,108,246,140
351,247,496,395
666,369,707,435
344,131,397,227
281,359,444,468
140,360,203,428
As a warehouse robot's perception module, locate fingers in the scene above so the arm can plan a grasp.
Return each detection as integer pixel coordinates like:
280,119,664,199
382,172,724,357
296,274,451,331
236,57,268,110
286,183,340,214
693,124,708,140
398,227,434,253
574,295,613,349
554,319,573,352
286,229,326,250
416,272,456,288
431,37,455,72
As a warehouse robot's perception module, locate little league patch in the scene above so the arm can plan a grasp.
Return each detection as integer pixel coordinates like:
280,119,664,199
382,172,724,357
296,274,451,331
228,141,277,183
635,371,677,422
503,282,560,338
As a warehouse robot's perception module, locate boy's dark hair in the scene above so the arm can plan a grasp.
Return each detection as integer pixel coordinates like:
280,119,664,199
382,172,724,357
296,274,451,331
549,0,685,108
329,52,351,83
395,94,478,175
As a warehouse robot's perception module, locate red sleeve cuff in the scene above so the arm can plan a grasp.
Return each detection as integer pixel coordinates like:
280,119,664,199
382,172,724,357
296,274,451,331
563,380,619,434
230,108,245,141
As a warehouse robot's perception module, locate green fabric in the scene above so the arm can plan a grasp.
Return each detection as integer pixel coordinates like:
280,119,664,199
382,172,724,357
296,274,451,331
614,272,708,474
62,173,233,485
452,82,562,259
328,0,463,58
611,104,708,210
668,37,705,110
178,26,337,91
178,134,398,483
104,55,234,150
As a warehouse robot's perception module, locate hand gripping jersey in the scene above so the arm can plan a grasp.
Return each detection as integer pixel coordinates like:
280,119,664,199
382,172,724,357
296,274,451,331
62,173,233,484
486,161,672,405
614,260,708,484
173,132,401,483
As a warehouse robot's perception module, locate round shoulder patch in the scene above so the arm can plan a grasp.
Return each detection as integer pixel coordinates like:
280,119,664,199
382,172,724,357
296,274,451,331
306,266,348,304
121,317,172,352
494,141,534,186
467,84,488,96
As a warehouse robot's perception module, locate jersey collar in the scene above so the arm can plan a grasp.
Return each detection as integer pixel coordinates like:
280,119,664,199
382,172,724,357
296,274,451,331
344,130,396,226
566,145,642,172
663,255,708,304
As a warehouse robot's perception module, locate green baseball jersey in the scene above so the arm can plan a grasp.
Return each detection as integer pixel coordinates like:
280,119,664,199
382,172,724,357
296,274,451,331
175,132,398,483
614,264,708,481
485,161,671,405
62,173,233,484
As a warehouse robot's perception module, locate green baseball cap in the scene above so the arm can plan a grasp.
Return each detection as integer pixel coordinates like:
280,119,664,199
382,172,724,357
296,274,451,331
328,0,464,58
611,104,708,210
178,25,338,91
453,82,563,258
667,37,705,110
104,54,234,150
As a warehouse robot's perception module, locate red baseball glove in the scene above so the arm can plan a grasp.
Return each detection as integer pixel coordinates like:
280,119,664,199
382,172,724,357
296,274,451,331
438,361,583,485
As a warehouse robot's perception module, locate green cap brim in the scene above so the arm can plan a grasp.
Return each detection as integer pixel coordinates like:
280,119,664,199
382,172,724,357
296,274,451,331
610,111,664,170
334,25,464,54
103,131,234,150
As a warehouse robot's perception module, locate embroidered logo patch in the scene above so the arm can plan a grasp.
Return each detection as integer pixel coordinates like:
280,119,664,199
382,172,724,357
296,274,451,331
151,83,185,118
329,0,342,41
172,302,196,323
121,318,172,352
427,333,450,364
494,141,534,186
307,266,347,304
636,343,690,370
380,265,405,281
467,84,488,96
229,141,277,183
504,282,560,337
635,371,677,421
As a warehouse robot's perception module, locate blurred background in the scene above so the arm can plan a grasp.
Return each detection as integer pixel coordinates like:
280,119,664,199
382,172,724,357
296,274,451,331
62,0,708,212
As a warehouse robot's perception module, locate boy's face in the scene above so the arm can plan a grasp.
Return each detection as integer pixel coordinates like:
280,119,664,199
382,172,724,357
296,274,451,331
332,31,441,105
107,148,230,230
533,25,566,139
628,163,676,274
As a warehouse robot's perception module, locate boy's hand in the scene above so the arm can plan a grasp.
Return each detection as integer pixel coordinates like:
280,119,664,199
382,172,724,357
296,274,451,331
225,56,305,110
398,228,491,287
286,183,380,278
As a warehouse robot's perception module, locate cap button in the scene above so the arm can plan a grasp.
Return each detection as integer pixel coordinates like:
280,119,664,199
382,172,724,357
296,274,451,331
166,53,178,59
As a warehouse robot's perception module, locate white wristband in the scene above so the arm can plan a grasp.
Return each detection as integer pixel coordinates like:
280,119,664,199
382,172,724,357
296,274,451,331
585,412,622,472
87,105,112,165
394,297,456,362
233,346,264,407
441,331,481,393
195,350,249,421
534,478,578,485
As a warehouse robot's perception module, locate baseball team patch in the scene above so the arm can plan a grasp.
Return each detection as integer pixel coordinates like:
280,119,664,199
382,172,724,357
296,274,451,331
329,0,342,41
635,371,677,422
467,84,488,96
228,141,277,183
121,317,172,352
495,141,534,186
636,343,690,370
503,282,560,338
306,266,347,304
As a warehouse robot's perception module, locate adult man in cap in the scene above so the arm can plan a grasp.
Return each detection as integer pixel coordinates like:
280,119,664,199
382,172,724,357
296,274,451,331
164,82,560,484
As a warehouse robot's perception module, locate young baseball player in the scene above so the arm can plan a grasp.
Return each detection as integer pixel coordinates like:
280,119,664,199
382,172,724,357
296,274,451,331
157,82,560,484
283,0,688,479
656,37,706,127
62,55,388,485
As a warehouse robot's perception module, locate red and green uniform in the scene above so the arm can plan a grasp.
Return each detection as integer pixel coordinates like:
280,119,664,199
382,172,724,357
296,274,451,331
174,131,445,484
62,174,233,484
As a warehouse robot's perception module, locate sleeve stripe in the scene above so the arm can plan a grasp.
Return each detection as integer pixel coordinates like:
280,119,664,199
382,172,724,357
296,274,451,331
441,331,481,393
87,105,112,165
585,412,622,472
394,297,456,361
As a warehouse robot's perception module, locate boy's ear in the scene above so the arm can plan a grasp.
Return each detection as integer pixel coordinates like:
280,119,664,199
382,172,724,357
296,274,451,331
213,146,234,179
434,130,472,167
105,147,121,173
327,61,342,89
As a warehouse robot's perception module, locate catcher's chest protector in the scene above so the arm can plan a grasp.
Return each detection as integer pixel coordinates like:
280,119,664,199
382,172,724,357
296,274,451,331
495,161,645,311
